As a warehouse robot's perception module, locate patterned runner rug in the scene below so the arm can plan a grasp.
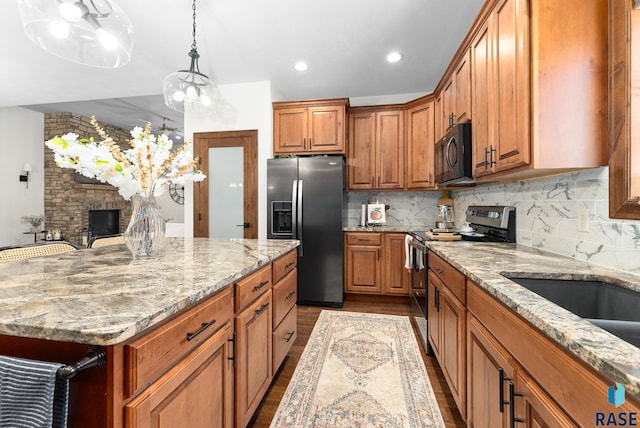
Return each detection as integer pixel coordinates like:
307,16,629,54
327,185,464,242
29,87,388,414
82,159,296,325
270,310,446,428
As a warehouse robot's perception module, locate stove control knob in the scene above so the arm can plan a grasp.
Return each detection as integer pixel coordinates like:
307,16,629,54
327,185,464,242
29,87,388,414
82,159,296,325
465,209,474,216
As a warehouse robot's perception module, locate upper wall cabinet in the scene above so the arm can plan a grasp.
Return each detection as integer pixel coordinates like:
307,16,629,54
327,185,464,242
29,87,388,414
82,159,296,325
273,98,348,155
609,0,640,219
405,98,437,189
471,0,608,181
441,49,472,137
348,106,405,190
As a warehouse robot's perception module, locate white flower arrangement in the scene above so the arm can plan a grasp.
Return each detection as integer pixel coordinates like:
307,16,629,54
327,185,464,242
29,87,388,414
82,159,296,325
45,117,206,200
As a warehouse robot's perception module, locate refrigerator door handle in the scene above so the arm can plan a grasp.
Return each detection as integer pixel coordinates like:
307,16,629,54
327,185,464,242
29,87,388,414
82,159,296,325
291,180,298,242
297,180,304,256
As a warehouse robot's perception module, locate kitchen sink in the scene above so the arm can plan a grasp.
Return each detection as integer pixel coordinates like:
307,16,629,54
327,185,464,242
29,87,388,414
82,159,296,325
505,277,640,348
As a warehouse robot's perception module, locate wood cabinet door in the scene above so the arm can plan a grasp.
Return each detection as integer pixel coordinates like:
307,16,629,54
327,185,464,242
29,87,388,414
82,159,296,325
406,100,436,189
382,233,410,295
514,371,577,428
308,105,345,153
440,287,467,420
348,112,377,190
125,324,234,428
466,315,513,428
376,110,405,189
454,49,471,123
273,108,307,154
471,18,495,178
345,244,381,293
427,273,442,360
493,0,530,172
235,291,273,428
442,78,455,130
609,0,640,219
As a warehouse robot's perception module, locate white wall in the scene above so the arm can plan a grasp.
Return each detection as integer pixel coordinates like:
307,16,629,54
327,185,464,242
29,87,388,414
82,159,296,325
0,107,45,247
184,80,274,239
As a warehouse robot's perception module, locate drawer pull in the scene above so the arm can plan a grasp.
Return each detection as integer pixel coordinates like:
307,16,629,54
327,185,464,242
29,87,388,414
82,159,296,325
255,303,269,316
285,261,296,269
186,319,216,341
253,280,269,292
432,267,443,275
285,291,296,301
284,331,295,342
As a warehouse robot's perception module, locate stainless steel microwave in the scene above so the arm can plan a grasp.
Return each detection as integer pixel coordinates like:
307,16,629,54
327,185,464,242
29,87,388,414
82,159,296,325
434,122,473,185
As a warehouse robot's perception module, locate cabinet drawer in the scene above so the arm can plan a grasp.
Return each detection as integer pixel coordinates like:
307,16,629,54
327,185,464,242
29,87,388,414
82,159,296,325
235,265,272,312
273,306,297,373
346,232,382,246
429,252,466,303
272,250,297,284
125,287,232,397
272,269,297,328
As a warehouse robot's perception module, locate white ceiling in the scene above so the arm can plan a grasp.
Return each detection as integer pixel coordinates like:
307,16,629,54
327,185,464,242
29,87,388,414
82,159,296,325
1,0,485,132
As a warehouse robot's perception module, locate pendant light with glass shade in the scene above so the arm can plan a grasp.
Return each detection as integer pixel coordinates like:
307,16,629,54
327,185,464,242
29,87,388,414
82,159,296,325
162,0,220,113
16,0,134,68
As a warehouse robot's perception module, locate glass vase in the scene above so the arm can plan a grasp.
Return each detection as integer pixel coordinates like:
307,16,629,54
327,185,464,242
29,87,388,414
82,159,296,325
124,194,166,257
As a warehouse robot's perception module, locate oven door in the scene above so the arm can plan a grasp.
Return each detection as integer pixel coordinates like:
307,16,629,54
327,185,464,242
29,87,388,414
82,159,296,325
408,237,431,354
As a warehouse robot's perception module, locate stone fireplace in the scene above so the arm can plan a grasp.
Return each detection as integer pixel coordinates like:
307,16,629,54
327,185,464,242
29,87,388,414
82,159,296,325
44,113,133,247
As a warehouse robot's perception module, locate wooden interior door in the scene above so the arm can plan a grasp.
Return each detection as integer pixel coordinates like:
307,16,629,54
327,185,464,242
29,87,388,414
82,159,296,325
193,130,258,238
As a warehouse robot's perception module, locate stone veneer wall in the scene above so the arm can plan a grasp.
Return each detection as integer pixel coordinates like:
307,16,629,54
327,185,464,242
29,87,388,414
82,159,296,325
44,113,132,247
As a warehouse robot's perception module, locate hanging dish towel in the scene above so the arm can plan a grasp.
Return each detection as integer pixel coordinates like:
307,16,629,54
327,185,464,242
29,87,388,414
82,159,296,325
0,355,69,428
404,234,414,271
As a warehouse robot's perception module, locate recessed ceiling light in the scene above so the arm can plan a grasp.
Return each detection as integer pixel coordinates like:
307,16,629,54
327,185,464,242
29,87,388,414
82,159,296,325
386,52,403,63
294,62,308,71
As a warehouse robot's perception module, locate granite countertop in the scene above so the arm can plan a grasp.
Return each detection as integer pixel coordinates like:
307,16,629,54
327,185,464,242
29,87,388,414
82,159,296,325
344,225,431,233
0,238,299,346
425,241,640,400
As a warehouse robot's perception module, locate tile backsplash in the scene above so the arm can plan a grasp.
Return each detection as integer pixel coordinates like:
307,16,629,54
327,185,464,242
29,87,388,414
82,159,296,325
346,167,640,276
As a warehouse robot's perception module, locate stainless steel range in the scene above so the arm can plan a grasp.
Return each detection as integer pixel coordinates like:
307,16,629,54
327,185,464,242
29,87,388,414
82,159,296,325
408,205,516,354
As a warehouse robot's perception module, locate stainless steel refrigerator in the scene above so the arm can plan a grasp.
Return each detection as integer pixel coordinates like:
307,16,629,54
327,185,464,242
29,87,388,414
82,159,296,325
267,156,344,307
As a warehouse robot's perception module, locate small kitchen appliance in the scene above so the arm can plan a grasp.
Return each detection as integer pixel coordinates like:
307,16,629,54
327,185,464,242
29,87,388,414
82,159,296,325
434,190,456,232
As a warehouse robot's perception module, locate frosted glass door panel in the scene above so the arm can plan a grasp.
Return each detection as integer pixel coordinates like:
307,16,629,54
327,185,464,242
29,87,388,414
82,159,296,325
209,147,244,238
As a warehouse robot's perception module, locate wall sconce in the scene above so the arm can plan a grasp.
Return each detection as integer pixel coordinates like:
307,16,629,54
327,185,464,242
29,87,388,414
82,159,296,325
19,163,32,189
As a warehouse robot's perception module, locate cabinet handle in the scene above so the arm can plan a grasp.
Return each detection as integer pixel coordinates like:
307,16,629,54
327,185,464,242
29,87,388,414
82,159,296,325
429,172,433,184
186,319,217,341
378,248,381,260
285,261,296,269
434,287,440,312
378,176,381,187
285,291,296,301
303,137,306,149
484,147,490,168
371,176,375,187
357,238,370,242
309,138,312,147
432,267,443,275
255,303,269,316
284,331,295,342
499,368,512,413
508,382,524,428
490,146,497,167
228,332,236,367
253,280,269,292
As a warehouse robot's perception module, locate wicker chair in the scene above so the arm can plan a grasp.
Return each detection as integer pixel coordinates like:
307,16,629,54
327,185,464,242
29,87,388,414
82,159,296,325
88,234,125,248
0,242,78,262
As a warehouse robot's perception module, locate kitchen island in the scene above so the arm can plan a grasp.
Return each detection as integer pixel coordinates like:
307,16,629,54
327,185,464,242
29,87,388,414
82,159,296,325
0,238,299,428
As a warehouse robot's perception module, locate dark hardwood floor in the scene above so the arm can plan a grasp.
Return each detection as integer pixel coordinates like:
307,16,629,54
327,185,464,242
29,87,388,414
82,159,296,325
249,295,466,427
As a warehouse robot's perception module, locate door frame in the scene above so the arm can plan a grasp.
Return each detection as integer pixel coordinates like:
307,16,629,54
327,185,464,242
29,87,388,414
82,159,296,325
193,130,258,238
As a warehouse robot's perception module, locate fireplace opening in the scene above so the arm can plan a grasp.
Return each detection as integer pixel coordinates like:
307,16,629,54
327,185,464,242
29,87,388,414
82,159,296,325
88,210,120,238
